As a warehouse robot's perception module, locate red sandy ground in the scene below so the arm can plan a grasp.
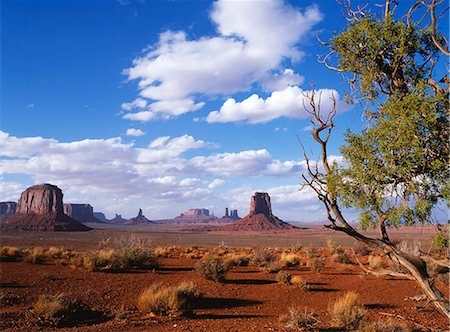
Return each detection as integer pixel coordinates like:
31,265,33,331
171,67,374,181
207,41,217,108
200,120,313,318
0,227,448,331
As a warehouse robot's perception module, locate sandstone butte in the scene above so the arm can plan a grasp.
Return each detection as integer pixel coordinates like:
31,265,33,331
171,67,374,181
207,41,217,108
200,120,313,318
124,208,152,225
1,184,91,232
225,192,295,231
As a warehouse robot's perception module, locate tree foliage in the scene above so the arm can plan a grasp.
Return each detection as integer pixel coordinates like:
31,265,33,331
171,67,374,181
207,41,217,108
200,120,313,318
303,0,449,318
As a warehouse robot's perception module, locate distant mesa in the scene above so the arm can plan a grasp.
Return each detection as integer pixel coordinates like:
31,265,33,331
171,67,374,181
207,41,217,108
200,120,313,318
124,208,152,225
93,212,108,223
225,192,295,231
64,203,104,224
1,184,91,232
174,208,218,223
222,207,240,220
0,202,17,221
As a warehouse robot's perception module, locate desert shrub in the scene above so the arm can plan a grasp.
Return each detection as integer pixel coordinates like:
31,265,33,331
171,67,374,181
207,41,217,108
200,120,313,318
290,242,303,251
224,253,252,268
118,245,156,269
69,255,83,269
368,255,384,270
29,293,91,327
307,258,324,272
46,246,67,259
280,252,301,267
433,230,449,252
291,276,310,291
327,238,339,254
279,308,318,331
184,246,198,254
329,292,367,330
251,249,277,267
261,261,283,273
154,246,170,258
277,270,292,284
24,247,46,264
304,246,321,258
138,282,201,317
195,257,229,282
83,249,119,272
332,250,351,264
362,319,410,332
0,246,22,262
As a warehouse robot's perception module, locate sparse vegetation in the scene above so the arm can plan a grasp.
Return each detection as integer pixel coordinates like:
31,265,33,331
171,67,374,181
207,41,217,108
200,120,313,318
362,319,410,332
24,247,46,264
329,292,367,330
251,249,277,267
195,257,229,282
291,276,310,291
29,293,92,327
307,258,324,272
368,255,384,270
138,282,201,316
279,308,318,331
277,270,292,284
304,247,321,259
433,230,449,252
224,253,252,268
290,242,303,251
0,246,22,261
280,252,301,267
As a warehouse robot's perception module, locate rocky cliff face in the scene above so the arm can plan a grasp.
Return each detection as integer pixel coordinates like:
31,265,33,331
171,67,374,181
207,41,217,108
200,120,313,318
1,184,91,232
249,192,272,216
17,184,64,215
109,214,127,224
64,204,103,223
124,209,152,225
222,207,240,220
225,192,294,231
93,212,108,223
0,202,17,221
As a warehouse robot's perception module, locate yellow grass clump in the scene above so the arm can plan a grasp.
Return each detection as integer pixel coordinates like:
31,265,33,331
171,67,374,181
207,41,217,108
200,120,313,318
280,252,301,267
329,291,367,329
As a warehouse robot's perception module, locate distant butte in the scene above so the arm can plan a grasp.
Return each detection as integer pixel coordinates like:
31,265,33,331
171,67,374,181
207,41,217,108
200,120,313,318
124,208,152,225
1,184,91,232
225,192,295,231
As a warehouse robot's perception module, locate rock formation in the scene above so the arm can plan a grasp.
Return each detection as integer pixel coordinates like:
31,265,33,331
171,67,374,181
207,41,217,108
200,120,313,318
109,214,127,224
0,202,17,221
1,184,91,231
179,208,210,218
63,203,103,223
93,212,108,223
225,192,294,231
124,209,152,225
222,207,240,220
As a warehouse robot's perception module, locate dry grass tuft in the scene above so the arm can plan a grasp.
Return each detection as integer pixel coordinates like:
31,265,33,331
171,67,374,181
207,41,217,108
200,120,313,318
195,257,229,282
251,249,277,267
279,308,318,331
291,276,310,290
280,252,301,267
277,270,292,284
24,247,46,264
362,319,411,332
368,255,384,270
304,247,321,258
224,253,252,268
154,246,170,258
0,246,22,261
307,258,325,272
138,282,201,317
29,293,91,327
329,291,367,330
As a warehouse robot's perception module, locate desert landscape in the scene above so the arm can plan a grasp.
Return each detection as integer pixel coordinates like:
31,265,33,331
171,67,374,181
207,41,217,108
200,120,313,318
0,184,448,331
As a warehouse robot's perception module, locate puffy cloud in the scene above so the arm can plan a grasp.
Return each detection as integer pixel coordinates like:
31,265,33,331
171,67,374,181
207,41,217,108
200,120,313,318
123,0,323,120
206,86,350,124
126,128,146,137
1,131,342,220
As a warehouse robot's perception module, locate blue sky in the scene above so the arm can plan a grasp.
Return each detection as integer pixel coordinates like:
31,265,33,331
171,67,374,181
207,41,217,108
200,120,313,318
1,0,446,222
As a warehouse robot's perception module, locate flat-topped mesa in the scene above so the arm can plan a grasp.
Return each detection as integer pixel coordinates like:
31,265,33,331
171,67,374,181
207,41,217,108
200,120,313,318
63,203,103,223
249,192,272,217
18,184,64,215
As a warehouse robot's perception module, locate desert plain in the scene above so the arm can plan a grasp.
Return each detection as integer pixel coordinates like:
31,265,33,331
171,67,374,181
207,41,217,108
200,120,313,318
1,224,448,332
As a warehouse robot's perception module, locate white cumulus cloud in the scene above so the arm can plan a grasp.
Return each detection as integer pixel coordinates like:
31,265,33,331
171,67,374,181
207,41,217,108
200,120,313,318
122,0,323,121
126,128,146,137
206,86,350,124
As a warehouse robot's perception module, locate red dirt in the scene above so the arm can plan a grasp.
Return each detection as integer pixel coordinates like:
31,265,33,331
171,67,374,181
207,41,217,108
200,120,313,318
1,246,448,331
